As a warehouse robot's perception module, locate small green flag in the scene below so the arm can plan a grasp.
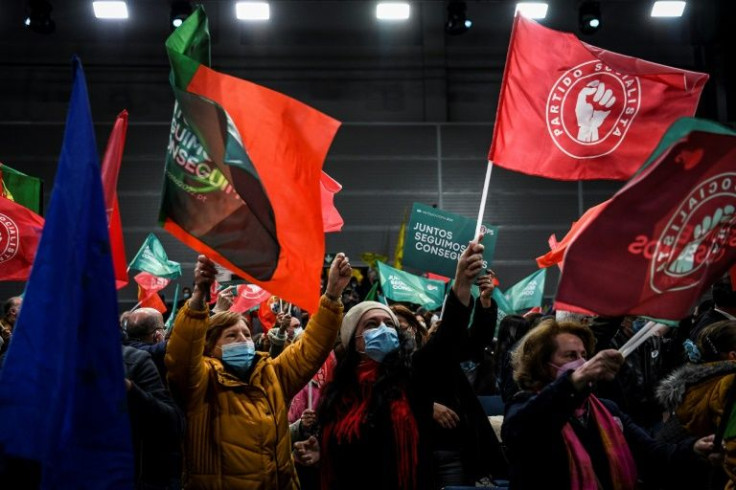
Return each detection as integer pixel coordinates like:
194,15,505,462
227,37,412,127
376,261,445,310
364,281,380,302
503,269,547,313
0,163,43,214
129,233,182,279
165,284,181,330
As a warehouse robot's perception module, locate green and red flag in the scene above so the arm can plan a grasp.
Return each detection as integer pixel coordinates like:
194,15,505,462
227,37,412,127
0,163,43,215
160,6,340,313
556,118,736,321
101,111,129,289
0,196,44,281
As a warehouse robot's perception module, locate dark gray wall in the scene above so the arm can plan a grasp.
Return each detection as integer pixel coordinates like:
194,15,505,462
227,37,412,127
0,0,730,310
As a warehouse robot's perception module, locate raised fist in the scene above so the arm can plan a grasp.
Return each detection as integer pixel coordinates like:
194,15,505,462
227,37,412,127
576,80,616,143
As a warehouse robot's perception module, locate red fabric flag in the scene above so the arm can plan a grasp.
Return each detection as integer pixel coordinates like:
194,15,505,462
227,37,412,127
536,200,610,269
101,111,128,289
134,272,170,313
321,171,344,233
230,284,271,313
0,196,44,281
258,296,278,332
555,118,736,321
489,15,708,181
425,272,451,283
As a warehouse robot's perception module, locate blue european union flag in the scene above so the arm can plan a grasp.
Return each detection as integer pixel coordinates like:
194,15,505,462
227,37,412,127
0,57,133,488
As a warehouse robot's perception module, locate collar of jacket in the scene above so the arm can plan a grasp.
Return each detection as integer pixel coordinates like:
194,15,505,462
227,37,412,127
656,360,736,411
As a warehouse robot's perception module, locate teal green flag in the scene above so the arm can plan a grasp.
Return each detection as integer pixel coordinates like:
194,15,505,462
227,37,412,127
504,269,547,312
376,261,445,310
128,233,182,279
165,284,180,330
403,202,499,277
364,281,380,302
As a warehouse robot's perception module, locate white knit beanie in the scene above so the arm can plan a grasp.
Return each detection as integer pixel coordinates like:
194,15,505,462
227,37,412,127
339,301,399,349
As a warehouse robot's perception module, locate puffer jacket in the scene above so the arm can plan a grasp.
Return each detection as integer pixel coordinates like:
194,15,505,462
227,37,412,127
166,295,343,490
657,361,736,489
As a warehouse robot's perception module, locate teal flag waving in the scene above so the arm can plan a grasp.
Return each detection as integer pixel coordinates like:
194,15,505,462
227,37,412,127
504,269,547,312
129,233,182,279
376,261,446,310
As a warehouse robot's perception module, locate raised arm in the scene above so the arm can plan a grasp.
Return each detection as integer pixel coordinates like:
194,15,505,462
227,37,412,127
272,253,351,400
165,255,216,407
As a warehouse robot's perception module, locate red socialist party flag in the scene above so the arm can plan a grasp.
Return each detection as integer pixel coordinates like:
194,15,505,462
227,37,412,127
555,118,736,321
134,272,170,313
101,111,129,289
0,196,44,281
230,284,271,313
489,15,708,181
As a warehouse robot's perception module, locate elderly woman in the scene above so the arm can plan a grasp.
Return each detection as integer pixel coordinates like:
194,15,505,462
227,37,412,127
502,318,714,490
165,253,351,489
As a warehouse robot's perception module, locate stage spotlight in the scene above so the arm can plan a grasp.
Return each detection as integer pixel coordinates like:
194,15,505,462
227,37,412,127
170,1,192,29
93,1,129,19
651,1,686,18
24,0,55,34
515,2,548,20
376,2,410,21
445,1,472,35
579,1,601,35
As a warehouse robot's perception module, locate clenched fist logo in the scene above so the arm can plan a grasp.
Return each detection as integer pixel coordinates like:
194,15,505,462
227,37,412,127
575,80,616,143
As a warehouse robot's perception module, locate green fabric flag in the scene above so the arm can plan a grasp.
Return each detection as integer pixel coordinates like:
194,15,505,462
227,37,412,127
504,269,547,313
492,287,515,331
0,163,43,214
364,281,379,302
164,284,180,330
376,261,445,310
128,233,182,279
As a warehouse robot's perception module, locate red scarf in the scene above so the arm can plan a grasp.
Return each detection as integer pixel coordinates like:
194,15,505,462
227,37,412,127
322,360,419,490
562,395,638,490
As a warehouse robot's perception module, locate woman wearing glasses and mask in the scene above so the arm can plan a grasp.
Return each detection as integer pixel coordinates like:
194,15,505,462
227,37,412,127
165,253,351,489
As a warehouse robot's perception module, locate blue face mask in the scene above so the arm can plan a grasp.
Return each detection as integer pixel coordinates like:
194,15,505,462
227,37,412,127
362,324,400,363
221,340,256,377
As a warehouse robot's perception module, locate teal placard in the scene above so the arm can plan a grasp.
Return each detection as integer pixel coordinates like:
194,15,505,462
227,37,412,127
403,203,498,277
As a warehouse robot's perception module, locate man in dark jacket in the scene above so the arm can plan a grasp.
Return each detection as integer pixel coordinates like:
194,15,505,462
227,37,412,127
691,275,736,341
123,346,184,490
125,308,167,378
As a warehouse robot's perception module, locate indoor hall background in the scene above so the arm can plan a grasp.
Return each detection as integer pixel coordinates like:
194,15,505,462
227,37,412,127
0,0,732,309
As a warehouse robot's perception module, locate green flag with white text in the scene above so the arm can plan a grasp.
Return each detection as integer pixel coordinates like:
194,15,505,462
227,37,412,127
129,233,182,279
376,261,445,310
504,269,547,312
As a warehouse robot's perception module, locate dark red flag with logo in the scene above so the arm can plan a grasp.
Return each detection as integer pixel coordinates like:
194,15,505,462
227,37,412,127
489,15,708,181
230,284,271,313
555,118,736,321
0,196,44,281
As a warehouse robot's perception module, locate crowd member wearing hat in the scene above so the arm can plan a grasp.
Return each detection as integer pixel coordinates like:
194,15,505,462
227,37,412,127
165,253,351,489
314,237,487,490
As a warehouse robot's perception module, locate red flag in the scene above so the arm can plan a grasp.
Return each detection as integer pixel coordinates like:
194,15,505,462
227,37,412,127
320,171,344,233
425,272,451,283
101,111,128,289
230,284,271,313
555,118,736,321
0,196,44,281
489,15,708,181
536,200,609,269
134,272,170,313
258,296,278,332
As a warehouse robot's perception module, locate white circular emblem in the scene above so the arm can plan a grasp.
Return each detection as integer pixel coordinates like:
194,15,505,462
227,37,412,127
546,60,641,159
0,213,20,263
650,172,736,294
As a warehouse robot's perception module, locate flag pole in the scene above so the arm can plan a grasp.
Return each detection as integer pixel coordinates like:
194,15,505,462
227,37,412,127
474,160,494,239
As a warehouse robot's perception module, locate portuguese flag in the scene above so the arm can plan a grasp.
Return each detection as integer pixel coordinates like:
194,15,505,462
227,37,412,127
0,163,43,215
160,7,341,312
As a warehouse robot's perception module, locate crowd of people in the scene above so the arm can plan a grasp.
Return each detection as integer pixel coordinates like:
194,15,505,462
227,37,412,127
4,239,736,490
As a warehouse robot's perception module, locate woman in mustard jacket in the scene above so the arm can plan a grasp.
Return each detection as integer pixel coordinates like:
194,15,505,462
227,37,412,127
166,254,351,489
